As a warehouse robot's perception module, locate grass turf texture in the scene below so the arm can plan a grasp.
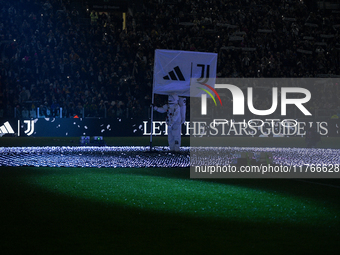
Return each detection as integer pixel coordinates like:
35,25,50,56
1,137,340,254
0,167,339,255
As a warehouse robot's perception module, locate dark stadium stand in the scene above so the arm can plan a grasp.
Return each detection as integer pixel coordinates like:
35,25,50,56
0,0,339,119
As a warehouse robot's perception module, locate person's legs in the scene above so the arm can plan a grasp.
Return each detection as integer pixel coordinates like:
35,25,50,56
168,126,175,151
172,124,181,151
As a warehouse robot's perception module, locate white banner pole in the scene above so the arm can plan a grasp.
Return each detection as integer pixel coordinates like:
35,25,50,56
149,90,155,151
150,51,157,151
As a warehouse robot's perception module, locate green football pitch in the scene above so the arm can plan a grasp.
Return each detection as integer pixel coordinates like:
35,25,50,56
0,136,339,254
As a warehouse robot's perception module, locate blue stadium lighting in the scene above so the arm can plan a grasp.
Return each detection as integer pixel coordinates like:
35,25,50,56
0,147,339,168
0,146,190,168
190,147,340,167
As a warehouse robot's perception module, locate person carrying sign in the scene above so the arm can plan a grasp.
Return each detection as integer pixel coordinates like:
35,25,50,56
154,94,182,152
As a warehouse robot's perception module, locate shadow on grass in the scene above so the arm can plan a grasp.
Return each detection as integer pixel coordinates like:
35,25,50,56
0,167,339,255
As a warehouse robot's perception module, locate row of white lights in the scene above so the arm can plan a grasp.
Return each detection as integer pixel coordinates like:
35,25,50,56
0,146,339,168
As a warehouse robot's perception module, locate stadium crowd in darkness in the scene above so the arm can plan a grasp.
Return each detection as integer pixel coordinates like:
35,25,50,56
0,0,339,119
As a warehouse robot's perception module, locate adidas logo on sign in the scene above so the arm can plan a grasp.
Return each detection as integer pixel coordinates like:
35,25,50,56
163,66,185,81
0,121,15,137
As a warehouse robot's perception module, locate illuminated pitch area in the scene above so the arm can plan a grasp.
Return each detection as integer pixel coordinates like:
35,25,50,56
0,146,339,168
191,147,340,167
0,146,190,168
